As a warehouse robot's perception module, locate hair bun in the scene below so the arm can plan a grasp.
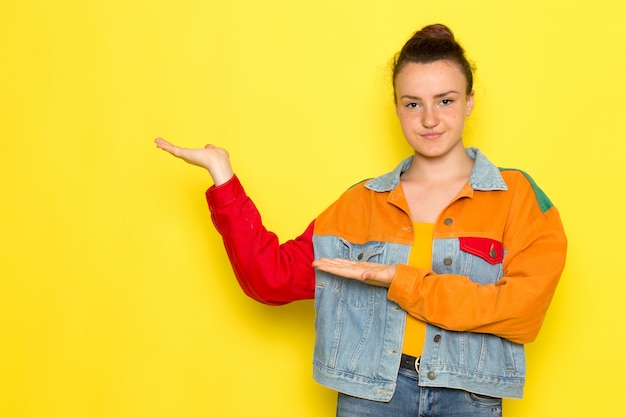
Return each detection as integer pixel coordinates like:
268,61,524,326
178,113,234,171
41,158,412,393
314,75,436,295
414,23,455,41
392,23,474,94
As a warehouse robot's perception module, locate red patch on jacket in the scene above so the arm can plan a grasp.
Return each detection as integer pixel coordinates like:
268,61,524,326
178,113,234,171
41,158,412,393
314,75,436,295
459,237,503,265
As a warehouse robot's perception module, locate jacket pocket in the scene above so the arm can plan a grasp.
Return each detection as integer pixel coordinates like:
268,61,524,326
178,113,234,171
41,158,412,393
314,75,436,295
457,237,505,285
331,240,387,308
459,237,503,265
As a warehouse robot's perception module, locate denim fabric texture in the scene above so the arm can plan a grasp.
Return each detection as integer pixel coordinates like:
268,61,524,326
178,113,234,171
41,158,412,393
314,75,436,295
336,368,502,417
312,149,528,401
206,147,565,407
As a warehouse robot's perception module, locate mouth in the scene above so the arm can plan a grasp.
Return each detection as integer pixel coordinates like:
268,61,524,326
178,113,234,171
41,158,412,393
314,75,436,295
419,132,443,140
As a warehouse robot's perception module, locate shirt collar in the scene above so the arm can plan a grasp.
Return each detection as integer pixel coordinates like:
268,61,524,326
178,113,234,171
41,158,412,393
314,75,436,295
365,147,508,192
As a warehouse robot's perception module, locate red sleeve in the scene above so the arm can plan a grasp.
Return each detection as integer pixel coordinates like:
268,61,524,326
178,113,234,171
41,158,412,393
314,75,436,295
206,175,316,305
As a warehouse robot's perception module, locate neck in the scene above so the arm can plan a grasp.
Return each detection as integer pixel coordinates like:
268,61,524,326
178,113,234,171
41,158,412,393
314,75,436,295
403,146,474,184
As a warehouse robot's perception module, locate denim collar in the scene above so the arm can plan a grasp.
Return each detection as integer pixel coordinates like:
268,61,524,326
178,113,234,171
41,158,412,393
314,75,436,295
365,147,508,192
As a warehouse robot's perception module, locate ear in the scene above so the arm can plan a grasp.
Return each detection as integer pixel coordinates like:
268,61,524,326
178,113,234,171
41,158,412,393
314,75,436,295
466,90,475,116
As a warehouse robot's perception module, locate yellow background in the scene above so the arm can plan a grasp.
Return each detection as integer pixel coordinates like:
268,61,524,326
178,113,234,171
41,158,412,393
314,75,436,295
1,0,624,416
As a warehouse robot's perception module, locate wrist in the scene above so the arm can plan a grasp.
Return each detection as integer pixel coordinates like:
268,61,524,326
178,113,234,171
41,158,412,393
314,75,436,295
209,166,234,186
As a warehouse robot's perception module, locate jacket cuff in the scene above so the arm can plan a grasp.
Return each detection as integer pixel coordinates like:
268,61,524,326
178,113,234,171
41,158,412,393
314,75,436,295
205,174,244,210
387,263,431,308
388,263,415,305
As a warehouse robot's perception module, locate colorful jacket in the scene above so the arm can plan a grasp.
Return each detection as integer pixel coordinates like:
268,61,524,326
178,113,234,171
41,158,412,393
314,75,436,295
206,147,567,400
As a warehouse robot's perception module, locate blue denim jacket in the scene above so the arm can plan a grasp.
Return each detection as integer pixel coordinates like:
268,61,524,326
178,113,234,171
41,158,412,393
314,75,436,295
311,148,548,401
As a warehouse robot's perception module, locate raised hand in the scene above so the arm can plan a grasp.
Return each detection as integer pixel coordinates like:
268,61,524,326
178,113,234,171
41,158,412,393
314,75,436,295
154,137,234,186
312,258,397,288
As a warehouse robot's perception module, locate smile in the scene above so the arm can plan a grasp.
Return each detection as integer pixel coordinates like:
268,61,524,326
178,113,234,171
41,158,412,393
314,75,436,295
420,132,443,140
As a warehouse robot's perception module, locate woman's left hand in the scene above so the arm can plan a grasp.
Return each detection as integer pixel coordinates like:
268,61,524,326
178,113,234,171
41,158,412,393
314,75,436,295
312,258,397,288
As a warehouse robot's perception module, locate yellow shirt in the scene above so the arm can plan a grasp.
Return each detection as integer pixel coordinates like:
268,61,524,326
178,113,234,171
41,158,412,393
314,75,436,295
401,222,433,357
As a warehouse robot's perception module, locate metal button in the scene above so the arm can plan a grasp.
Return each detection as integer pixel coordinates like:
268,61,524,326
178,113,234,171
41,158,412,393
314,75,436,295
357,253,363,260
444,218,453,226
433,334,441,343
443,258,452,266
427,371,436,380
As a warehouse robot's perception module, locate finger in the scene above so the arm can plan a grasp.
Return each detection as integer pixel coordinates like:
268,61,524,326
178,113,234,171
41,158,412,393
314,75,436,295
313,263,365,280
155,139,186,158
313,259,351,269
315,258,354,265
154,137,172,147
154,137,177,152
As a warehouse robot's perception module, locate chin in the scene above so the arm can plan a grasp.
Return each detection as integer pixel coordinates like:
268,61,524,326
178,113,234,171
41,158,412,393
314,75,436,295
413,146,450,158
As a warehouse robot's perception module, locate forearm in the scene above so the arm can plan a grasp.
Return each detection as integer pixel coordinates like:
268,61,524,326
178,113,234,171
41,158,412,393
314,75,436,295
388,266,559,344
207,175,316,305
388,208,567,344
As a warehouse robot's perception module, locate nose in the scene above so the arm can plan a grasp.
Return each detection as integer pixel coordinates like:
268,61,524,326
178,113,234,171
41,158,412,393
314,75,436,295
421,106,439,128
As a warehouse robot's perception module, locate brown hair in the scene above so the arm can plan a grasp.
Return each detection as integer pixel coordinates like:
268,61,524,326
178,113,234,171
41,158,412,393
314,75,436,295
392,24,475,95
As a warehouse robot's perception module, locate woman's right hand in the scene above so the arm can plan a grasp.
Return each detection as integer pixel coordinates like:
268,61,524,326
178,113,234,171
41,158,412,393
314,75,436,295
154,137,235,186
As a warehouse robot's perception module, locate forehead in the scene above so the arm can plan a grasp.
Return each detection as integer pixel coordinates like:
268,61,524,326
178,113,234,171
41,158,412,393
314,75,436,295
394,60,468,96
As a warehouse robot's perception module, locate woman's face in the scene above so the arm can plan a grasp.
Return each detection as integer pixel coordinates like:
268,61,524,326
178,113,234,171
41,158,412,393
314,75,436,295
394,60,474,160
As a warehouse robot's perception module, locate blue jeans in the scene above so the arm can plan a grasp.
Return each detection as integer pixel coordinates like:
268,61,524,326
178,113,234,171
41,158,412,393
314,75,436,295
336,367,502,417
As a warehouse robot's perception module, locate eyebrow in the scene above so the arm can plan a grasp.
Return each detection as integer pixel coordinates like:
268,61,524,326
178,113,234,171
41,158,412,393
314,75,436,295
400,90,461,100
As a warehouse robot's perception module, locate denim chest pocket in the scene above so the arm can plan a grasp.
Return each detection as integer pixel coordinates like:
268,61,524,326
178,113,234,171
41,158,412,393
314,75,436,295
459,237,504,284
435,237,505,285
331,240,387,308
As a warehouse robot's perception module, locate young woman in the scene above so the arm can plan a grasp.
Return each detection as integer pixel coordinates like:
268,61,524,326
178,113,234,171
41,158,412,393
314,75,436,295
155,24,567,417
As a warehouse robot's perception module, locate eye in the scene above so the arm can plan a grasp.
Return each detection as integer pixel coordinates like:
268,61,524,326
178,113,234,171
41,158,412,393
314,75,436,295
405,102,419,109
440,98,454,106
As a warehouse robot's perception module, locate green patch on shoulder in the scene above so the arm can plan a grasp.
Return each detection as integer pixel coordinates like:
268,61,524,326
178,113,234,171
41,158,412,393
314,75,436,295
499,168,553,213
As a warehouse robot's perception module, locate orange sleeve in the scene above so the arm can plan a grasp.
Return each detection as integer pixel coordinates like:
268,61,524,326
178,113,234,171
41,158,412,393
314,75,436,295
388,207,567,344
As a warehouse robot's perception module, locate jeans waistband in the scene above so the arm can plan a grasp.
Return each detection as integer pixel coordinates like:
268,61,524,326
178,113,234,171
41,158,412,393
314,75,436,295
399,353,420,373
